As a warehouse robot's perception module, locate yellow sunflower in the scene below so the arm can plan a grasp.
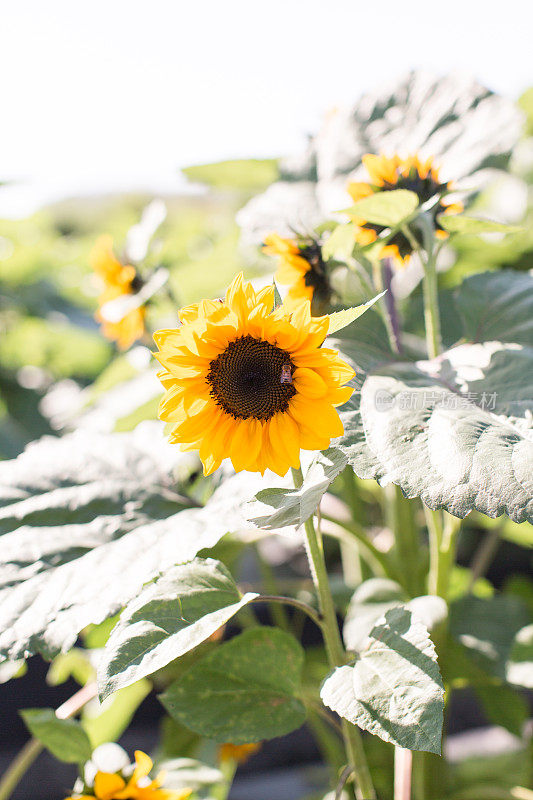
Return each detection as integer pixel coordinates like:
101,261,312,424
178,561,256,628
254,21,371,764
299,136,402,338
90,235,146,350
65,750,190,800
153,273,354,477
263,233,331,313
347,153,463,265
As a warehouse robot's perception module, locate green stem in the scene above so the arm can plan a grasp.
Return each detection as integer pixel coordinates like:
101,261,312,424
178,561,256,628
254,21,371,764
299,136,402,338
385,485,422,597
321,513,393,579
211,758,237,800
426,508,460,599
292,468,376,800
419,217,442,359
0,740,43,800
249,594,323,629
467,525,501,593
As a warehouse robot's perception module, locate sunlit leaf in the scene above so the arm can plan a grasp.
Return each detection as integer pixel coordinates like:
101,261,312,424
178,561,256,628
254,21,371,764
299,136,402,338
98,558,258,699
321,607,444,754
326,292,385,336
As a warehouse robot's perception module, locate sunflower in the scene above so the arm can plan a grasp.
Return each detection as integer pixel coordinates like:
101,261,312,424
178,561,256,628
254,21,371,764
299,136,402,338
153,273,354,477
65,750,190,800
90,235,146,350
263,233,331,313
347,153,464,265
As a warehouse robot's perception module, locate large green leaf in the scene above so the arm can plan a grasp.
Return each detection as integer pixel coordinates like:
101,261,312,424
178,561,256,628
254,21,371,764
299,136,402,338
456,270,533,347
450,595,531,680
321,607,444,754
160,627,306,743
98,558,258,699
20,709,92,764
0,429,271,661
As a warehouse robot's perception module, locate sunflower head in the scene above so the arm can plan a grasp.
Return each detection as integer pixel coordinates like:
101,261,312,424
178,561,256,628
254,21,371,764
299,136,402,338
263,233,331,314
65,749,191,800
153,273,354,477
90,235,146,350
347,153,463,266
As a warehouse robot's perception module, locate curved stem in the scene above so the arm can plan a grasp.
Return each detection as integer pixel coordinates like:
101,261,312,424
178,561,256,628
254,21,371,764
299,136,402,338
292,467,376,800
249,594,323,629
0,682,97,800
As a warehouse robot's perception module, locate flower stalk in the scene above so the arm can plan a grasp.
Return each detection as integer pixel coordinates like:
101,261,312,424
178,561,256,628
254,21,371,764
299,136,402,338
419,214,442,359
292,467,376,800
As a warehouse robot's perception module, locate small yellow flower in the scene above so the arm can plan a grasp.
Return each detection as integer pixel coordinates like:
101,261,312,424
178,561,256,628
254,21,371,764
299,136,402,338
90,236,146,350
263,233,331,313
218,742,261,764
65,750,190,800
347,153,463,266
153,273,354,477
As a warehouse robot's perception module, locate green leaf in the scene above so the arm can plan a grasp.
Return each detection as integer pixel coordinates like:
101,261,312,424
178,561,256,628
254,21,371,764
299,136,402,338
456,270,533,347
450,595,531,679
0,433,269,661
82,679,151,748
321,607,444,754
330,341,533,524
160,627,306,743
321,224,358,261
20,708,92,764
343,581,447,653
247,449,347,530
343,579,406,652
326,293,385,336
98,558,258,699
183,159,279,191
506,624,533,688
474,683,528,737
438,215,522,236
341,190,419,227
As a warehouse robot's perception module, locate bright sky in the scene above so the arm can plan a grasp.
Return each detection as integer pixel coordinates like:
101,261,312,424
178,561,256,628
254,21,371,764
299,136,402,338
1,0,532,217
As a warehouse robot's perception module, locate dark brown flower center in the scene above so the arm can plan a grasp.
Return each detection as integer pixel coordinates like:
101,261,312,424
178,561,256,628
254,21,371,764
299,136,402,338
207,335,296,420
299,241,331,307
362,167,448,258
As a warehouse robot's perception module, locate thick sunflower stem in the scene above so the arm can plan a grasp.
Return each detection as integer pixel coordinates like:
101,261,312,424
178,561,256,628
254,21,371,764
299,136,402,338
292,468,376,800
419,215,442,359
426,508,460,600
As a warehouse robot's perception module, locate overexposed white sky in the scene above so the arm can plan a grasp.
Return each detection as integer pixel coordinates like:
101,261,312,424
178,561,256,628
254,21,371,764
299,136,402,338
1,0,532,217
